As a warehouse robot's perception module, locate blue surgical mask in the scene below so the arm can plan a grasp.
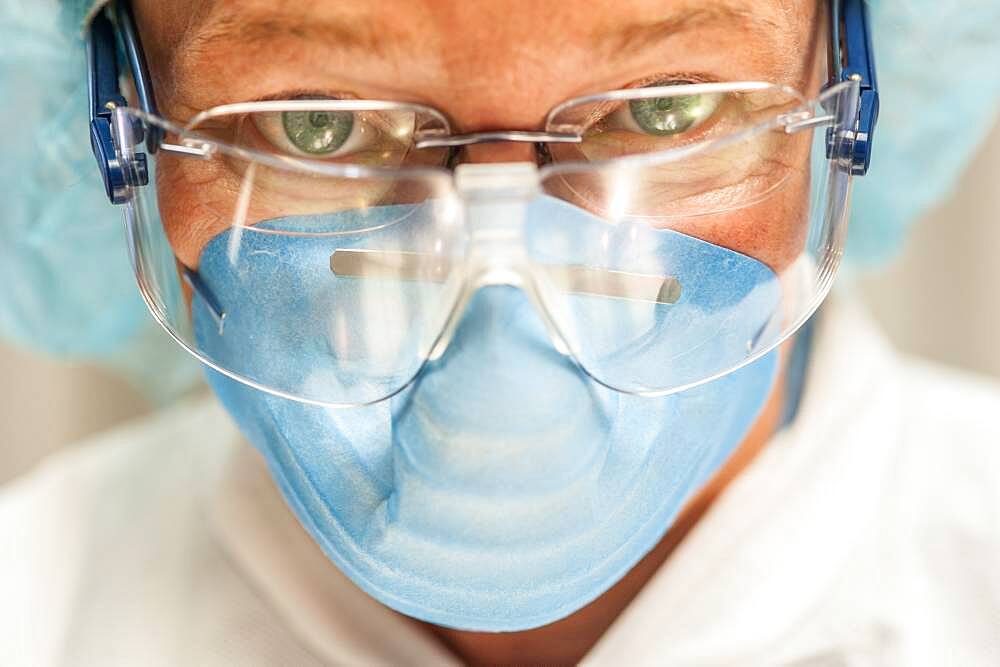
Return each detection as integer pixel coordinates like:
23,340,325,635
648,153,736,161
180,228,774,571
193,196,780,632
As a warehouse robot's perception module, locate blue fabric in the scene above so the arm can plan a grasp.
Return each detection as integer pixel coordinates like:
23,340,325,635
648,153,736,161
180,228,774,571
60,0,105,36
848,1,1000,266
0,0,197,401
194,200,781,630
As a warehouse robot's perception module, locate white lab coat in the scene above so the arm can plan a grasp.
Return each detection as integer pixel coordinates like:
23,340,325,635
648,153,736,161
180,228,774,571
2,296,999,666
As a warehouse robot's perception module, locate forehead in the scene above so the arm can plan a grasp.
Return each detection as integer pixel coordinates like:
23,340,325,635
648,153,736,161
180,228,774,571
138,0,820,123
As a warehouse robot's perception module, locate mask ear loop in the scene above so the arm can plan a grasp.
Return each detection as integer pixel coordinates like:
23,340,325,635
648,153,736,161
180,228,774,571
181,268,227,336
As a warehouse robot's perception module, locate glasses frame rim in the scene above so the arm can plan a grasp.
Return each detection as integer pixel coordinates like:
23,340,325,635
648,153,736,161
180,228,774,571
162,80,813,164
118,79,856,189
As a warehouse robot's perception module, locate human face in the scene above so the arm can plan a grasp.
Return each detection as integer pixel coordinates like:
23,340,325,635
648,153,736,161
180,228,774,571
118,2,836,633
132,0,826,272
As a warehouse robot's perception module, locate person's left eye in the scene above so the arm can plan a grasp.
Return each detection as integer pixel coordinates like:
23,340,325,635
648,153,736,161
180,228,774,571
607,84,723,138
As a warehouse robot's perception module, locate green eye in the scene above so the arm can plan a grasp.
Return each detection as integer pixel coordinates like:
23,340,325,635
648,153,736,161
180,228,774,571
281,110,354,154
628,93,718,136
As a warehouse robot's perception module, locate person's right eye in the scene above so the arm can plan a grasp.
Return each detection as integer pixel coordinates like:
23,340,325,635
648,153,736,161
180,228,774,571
253,109,373,158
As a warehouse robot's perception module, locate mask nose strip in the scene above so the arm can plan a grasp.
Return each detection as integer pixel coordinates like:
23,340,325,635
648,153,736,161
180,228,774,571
392,286,611,494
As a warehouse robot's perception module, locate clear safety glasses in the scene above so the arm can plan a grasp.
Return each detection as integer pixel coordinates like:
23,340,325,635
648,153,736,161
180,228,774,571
106,79,860,406
88,0,878,408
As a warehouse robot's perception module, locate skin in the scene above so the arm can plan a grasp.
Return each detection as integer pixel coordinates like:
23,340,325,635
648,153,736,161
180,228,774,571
133,1,825,663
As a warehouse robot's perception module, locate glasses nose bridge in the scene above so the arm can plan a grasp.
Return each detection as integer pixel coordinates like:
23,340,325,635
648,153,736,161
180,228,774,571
415,130,581,168
415,129,580,152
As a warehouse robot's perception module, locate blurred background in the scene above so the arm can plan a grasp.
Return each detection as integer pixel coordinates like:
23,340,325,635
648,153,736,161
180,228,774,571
2,116,999,485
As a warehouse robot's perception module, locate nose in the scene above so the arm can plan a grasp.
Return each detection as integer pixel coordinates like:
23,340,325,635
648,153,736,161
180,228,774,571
460,142,537,164
392,286,611,493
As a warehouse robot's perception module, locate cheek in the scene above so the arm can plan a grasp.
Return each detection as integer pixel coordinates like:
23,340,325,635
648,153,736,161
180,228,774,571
671,168,810,274
661,136,813,274
157,155,408,269
157,154,234,269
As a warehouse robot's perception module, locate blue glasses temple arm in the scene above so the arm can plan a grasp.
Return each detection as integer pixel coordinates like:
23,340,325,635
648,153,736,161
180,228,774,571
87,0,880,206
87,1,159,204
835,0,880,175
86,8,137,204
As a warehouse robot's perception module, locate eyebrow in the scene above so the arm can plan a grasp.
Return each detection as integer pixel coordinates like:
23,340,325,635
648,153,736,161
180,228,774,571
602,4,784,57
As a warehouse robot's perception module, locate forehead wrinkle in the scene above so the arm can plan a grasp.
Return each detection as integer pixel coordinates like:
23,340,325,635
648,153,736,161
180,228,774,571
158,0,817,119
173,4,418,81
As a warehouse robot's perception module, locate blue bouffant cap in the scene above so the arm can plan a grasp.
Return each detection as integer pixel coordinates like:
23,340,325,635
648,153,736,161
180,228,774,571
0,0,197,400
848,1,1000,266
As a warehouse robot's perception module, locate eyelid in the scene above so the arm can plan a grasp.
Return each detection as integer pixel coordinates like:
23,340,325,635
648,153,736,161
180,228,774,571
250,90,359,104
624,72,715,90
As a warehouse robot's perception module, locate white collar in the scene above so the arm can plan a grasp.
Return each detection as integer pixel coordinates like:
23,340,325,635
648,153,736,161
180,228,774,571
210,439,459,665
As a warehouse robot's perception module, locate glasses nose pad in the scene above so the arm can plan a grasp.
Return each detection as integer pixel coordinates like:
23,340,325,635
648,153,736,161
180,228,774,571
423,267,574,363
